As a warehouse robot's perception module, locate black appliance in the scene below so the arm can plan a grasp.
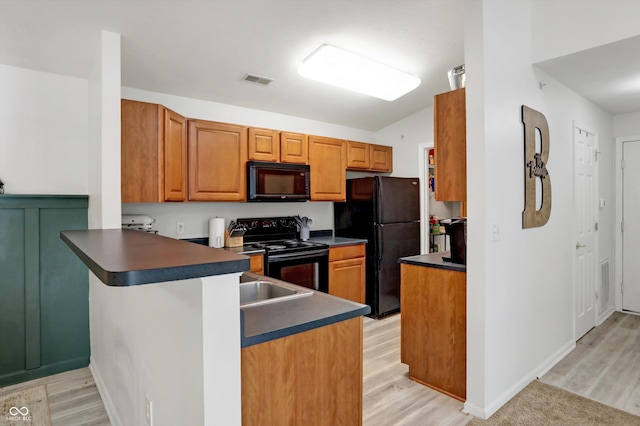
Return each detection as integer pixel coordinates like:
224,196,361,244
442,219,467,265
334,176,420,318
236,217,328,292
247,161,310,202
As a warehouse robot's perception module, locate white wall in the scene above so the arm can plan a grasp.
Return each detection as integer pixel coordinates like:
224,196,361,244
614,111,640,137
0,64,88,194
465,0,615,418
120,87,377,237
375,106,434,178
531,0,640,63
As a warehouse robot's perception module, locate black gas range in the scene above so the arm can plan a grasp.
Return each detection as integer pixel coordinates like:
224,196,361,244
236,217,329,292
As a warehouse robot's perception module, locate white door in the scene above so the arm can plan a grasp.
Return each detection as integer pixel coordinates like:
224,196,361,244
574,127,597,339
622,140,640,312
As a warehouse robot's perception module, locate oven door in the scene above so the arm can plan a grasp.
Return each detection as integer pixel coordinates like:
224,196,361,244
266,249,329,292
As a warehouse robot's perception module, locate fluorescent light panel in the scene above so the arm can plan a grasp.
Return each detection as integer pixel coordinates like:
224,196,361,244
298,44,421,101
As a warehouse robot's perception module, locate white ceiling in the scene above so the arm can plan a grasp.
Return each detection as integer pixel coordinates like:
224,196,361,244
1,0,638,132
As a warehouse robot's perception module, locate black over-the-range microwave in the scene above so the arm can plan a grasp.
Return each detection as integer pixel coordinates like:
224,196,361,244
247,161,311,202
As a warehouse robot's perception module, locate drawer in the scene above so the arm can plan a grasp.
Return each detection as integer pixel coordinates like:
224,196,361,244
329,244,365,261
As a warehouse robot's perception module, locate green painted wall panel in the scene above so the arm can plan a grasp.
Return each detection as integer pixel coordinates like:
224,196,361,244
39,208,89,365
0,209,26,377
0,195,89,386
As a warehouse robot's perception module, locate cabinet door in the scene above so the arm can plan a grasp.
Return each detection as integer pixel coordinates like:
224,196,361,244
249,253,264,275
121,100,187,202
163,107,187,201
280,132,308,164
370,144,393,172
188,119,248,201
346,141,370,170
121,100,163,203
248,128,280,162
434,88,466,201
309,136,346,201
329,257,366,304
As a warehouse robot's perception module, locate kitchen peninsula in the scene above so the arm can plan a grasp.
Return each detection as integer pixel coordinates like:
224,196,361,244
61,229,369,425
399,252,467,401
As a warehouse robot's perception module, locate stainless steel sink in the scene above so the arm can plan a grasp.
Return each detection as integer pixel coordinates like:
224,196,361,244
240,280,312,307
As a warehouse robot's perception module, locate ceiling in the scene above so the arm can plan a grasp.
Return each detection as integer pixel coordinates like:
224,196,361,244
0,1,638,132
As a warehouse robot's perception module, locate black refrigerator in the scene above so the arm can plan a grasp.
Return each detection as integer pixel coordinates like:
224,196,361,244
334,176,420,318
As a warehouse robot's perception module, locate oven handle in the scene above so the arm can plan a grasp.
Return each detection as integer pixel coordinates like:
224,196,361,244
267,249,329,262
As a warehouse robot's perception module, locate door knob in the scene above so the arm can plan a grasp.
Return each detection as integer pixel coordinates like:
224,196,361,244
576,243,586,249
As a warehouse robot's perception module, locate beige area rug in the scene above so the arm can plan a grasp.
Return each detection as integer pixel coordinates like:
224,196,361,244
468,380,640,426
0,385,51,426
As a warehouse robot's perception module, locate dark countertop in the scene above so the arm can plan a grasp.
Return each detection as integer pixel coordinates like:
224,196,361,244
399,251,467,272
308,236,368,246
240,272,370,347
61,229,250,286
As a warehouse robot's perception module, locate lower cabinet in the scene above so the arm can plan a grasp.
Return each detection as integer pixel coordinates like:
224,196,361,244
329,244,366,304
0,195,89,387
241,317,363,425
400,263,466,401
248,253,264,275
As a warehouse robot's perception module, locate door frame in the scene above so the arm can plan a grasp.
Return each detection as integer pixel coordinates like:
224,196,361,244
572,123,600,339
615,135,640,313
418,142,434,254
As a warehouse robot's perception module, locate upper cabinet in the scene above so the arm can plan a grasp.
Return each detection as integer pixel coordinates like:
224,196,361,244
122,100,392,204
369,144,393,172
248,128,280,162
188,119,248,201
309,136,346,201
346,141,370,170
121,99,187,202
346,141,393,172
280,132,309,164
434,88,466,201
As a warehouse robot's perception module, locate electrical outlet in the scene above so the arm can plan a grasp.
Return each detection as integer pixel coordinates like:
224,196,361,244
176,221,185,235
145,395,153,426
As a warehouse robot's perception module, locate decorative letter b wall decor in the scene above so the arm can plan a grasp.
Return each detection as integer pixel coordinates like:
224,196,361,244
521,105,552,228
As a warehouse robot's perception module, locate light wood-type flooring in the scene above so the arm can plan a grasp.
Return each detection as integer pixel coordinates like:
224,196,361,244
3,311,638,425
541,311,640,416
362,314,471,425
0,367,109,425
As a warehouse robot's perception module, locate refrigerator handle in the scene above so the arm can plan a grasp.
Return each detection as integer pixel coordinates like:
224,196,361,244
377,224,383,268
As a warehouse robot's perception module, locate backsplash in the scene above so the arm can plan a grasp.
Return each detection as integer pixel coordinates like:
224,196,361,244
122,202,334,239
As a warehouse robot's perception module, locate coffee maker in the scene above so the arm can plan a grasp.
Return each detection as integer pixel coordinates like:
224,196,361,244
443,219,466,265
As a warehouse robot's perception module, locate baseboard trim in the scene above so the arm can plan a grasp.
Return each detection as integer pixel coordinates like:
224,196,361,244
89,359,122,426
464,339,575,420
598,306,615,325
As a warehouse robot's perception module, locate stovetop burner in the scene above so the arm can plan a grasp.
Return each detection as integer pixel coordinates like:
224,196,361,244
247,239,327,253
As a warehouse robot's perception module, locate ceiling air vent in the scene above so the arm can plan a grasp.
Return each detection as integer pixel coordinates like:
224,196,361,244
243,74,273,85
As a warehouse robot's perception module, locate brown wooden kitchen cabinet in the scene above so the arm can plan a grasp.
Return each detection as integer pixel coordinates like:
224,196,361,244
187,119,248,201
242,317,363,425
121,99,187,202
280,132,309,164
329,244,366,304
248,253,264,275
346,141,371,170
400,263,466,401
346,142,393,172
309,136,346,201
370,144,393,172
248,127,280,162
434,88,466,201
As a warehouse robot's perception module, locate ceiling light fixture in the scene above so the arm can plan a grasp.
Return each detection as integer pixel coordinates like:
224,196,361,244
298,44,421,101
